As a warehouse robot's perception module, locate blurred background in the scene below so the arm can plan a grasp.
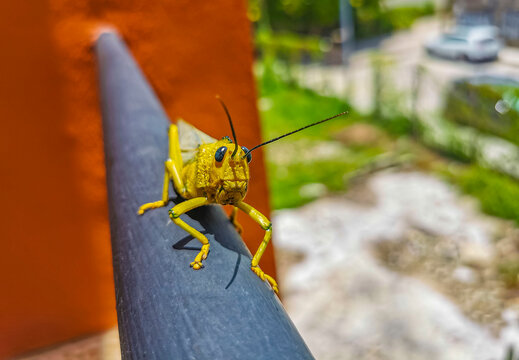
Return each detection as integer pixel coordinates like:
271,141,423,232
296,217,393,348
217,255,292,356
250,0,519,359
2,0,519,358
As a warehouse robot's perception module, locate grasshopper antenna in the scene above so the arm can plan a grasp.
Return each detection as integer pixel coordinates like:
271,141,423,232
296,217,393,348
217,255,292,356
243,111,348,158
216,95,239,158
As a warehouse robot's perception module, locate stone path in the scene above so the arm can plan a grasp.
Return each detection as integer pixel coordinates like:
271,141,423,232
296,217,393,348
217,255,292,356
274,171,519,360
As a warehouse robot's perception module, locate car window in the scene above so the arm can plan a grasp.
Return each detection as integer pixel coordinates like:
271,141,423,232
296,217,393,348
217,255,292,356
476,38,495,46
442,36,468,44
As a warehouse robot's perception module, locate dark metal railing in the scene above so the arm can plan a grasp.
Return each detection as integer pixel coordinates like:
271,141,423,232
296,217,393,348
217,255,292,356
95,31,314,359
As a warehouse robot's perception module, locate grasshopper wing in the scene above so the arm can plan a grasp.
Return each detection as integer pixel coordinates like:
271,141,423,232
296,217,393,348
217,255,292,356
177,119,217,164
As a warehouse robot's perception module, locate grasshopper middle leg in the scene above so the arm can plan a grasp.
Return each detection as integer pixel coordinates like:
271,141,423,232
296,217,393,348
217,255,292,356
229,206,243,235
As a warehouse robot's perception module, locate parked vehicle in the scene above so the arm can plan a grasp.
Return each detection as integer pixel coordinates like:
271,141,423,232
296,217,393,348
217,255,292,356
425,26,502,62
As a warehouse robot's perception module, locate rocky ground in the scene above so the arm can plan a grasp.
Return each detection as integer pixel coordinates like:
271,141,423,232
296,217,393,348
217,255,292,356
274,171,519,360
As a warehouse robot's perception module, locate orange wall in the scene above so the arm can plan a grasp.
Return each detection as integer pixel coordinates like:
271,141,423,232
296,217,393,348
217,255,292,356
0,1,274,358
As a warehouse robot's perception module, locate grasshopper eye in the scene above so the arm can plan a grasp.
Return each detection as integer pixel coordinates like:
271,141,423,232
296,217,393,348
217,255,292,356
215,146,227,162
241,146,252,163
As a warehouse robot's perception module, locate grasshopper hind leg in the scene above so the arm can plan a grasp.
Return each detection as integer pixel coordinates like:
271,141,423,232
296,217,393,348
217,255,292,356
236,201,279,294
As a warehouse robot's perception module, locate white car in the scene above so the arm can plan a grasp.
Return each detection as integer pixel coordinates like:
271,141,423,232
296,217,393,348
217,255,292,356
425,26,502,62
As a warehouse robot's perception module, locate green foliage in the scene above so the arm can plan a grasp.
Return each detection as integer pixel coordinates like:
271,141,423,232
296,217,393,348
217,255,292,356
255,28,328,61
422,123,481,164
353,2,435,39
249,0,434,39
258,74,383,209
439,132,476,163
254,29,330,91
385,3,435,30
259,81,355,140
370,113,414,136
261,0,341,34
443,81,519,145
352,0,391,39
445,166,519,224
254,29,329,86
369,53,415,137
267,146,383,209
268,159,348,209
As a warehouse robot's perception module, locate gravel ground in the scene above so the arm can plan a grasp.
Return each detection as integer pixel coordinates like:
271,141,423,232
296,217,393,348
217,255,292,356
274,171,519,360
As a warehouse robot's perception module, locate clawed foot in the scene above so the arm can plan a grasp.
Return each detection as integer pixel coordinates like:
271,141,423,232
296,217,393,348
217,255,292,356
190,244,210,270
251,265,279,294
137,200,167,215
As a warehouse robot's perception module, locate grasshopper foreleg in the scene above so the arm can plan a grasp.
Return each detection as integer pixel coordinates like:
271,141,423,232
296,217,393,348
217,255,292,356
169,197,211,270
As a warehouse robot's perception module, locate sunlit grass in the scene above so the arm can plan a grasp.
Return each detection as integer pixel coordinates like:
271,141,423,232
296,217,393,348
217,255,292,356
267,145,384,209
258,80,385,209
444,165,519,225
258,82,355,141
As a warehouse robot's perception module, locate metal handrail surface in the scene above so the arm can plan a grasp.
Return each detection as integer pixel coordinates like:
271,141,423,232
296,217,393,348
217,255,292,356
96,31,314,360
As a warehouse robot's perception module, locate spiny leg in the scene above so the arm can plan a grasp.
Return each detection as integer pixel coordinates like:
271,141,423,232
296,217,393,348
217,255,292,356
138,124,187,215
169,197,211,270
138,164,171,214
229,206,243,235
236,201,278,293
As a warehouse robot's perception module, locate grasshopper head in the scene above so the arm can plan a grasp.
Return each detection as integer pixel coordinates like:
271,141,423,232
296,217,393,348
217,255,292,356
211,139,251,205
213,96,346,205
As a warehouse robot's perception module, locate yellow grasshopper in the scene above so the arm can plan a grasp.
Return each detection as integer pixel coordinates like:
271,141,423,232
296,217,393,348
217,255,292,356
138,97,346,293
